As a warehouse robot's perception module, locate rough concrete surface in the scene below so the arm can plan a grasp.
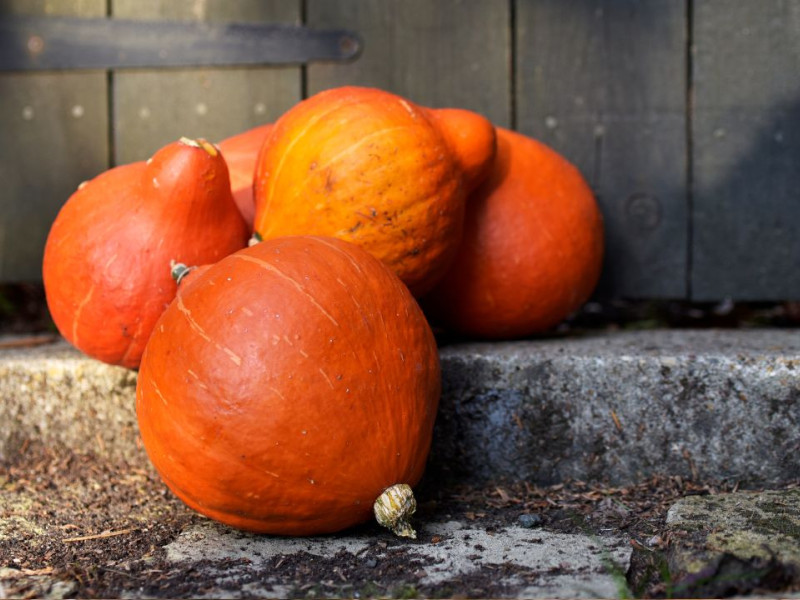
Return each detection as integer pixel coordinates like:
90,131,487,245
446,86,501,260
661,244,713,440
434,328,800,486
161,519,630,599
2,329,799,487
0,340,138,464
665,488,800,597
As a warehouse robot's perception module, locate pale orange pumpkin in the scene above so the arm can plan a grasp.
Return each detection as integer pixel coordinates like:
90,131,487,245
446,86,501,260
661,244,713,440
252,86,496,296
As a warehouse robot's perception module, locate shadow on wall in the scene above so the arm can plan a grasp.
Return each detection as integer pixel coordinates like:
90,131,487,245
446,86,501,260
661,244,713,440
571,96,800,327
690,96,800,302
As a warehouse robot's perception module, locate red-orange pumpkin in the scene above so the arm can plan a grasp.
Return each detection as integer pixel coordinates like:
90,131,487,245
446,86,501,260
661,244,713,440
43,138,249,368
252,86,496,297
136,236,440,535
217,123,273,230
424,127,605,338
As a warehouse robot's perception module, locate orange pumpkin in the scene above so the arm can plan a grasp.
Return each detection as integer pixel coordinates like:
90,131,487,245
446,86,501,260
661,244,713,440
43,138,249,368
136,236,440,536
217,123,273,230
424,128,604,338
252,86,496,297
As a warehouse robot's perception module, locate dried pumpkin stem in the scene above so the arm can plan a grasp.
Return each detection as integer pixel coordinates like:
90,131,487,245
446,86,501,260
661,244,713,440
170,261,194,286
373,483,417,539
178,136,219,157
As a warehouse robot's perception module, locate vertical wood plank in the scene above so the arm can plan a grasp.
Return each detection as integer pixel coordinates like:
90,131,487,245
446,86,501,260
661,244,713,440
111,0,302,165
691,0,800,301
0,0,109,282
516,0,688,299
306,0,511,127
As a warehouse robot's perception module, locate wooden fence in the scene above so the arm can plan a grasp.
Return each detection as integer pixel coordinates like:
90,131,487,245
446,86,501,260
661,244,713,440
1,0,798,302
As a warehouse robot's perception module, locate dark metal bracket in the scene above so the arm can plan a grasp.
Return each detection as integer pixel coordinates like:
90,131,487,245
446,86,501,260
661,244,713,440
0,15,362,71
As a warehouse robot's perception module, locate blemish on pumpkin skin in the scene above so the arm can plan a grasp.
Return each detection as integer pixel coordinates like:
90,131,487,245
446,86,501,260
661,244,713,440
268,386,286,401
176,296,242,366
150,378,169,406
233,253,340,327
152,177,160,188
313,237,365,275
299,349,309,358
187,369,209,390
222,348,242,366
318,368,335,389
398,99,417,119
71,284,95,347
310,126,407,183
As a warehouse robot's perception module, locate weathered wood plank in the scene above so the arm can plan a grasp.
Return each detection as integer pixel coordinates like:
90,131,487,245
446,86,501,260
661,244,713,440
691,0,800,301
516,0,688,299
306,0,511,127
0,0,109,282
111,0,302,165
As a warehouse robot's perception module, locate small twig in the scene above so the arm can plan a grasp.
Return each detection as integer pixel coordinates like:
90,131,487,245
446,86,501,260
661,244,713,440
63,528,135,543
0,567,54,579
495,486,510,503
98,565,136,579
611,410,623,433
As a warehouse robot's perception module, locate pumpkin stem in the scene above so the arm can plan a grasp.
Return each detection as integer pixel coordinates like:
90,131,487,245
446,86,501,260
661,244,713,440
373,483,417,539
248,231,263,247
170,260,194,285
178,136,219,157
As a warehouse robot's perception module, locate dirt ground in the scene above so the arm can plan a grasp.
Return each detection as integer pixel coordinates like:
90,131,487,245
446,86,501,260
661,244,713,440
5,441,794,599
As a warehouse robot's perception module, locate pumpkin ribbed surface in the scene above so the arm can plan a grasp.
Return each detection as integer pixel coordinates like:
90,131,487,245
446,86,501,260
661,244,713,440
252,86,495,297
136,236,440,535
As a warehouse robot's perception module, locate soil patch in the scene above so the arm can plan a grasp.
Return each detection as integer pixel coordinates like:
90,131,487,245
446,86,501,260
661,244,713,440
0,441,792,598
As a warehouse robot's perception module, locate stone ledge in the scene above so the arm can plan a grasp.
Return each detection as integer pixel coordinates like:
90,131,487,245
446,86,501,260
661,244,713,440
2,329,798,486
434,329,799,486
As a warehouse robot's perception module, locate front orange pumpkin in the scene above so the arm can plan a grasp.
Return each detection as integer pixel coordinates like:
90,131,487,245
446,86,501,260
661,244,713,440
42,138,249,368
136,236,440,535
424,128,605,338
252,86,496,297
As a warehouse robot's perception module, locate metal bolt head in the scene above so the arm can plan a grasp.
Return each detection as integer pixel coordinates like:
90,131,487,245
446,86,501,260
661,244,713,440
27,34,45,54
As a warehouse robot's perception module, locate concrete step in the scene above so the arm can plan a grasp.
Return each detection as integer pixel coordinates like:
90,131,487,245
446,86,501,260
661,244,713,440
2,329,798,486
2,329,799,598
